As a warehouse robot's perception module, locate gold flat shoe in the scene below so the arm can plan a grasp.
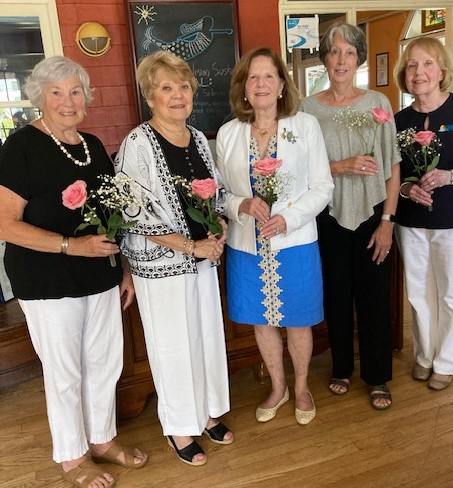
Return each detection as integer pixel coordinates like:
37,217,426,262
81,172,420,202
256,387,289,422
412,363,432,382
428,373,452,391
295,392,316,425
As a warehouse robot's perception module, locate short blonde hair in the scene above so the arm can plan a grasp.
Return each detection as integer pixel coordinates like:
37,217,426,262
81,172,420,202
394,37,453,93
229,47,300,122
136,50,197,108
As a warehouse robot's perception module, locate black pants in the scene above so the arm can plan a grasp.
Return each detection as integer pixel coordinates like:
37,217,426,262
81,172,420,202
318,211,393,385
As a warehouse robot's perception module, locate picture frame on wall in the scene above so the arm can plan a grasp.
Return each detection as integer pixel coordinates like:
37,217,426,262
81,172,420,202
127,0,239,138
376,52,388,87
421,9,446,33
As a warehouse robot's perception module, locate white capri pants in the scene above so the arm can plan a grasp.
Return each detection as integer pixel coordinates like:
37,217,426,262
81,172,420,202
19,286,124,463
396,225,453,374
133,259,230,436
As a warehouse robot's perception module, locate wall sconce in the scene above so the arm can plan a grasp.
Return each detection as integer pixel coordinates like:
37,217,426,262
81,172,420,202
76,22,111,57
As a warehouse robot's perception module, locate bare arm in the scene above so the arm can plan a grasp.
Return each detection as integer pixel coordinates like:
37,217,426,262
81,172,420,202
0,185,119,257
148,229,226,262
367,163,400,265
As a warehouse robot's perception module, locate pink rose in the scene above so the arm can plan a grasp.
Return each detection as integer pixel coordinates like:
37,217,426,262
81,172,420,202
371,107,393,124
254,157,283,176
62,180,87,210
413,130,436,147
191,178,219,200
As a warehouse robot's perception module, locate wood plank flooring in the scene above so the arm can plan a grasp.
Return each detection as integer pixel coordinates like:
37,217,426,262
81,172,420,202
2,312,453,487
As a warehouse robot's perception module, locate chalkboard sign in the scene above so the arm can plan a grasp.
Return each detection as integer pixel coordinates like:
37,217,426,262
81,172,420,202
127,0,239,137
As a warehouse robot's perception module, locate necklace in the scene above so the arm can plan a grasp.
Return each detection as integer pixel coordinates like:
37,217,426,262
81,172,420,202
251,121,277,137
40,118,91,167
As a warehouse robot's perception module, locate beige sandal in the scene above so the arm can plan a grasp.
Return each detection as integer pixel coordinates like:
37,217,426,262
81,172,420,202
91,443,148,469
61,460,116,488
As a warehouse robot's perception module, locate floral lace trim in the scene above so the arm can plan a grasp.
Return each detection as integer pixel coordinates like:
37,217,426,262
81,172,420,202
250,135,284,327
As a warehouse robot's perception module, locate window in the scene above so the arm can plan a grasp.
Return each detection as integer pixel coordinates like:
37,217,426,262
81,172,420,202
0,0,62,143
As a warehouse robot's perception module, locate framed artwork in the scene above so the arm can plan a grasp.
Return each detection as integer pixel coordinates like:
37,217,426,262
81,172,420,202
376,52,388,87
421,9,446,33
127,0,239,137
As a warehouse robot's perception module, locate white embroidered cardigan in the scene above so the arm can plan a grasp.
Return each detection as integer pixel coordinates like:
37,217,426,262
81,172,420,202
215,112,334,254
114,123,222,279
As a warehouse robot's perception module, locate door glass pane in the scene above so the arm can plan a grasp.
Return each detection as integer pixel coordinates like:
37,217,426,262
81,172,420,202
0,16,44,142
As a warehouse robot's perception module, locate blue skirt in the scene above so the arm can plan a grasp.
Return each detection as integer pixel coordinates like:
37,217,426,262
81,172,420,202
226,241,323,327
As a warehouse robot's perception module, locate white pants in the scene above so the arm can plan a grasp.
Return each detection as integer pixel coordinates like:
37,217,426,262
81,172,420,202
19,287,123,462
396,226,453,374
133,260,230,436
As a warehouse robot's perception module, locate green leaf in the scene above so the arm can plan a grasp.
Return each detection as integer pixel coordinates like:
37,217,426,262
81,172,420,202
208,221,223,235
426,155,440,172
75,223,91,233
107,213,123,229
187,207,207,224
97,225,107,235
404,176,420,182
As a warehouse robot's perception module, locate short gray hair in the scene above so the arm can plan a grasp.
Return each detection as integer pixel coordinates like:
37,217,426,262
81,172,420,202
24,56,94,108
319,23,367,67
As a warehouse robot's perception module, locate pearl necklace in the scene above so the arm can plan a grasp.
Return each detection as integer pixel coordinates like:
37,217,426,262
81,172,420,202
40,118,91,167
251,121,277,137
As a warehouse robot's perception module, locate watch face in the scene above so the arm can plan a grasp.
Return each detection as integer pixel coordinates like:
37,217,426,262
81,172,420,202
389,214,396,223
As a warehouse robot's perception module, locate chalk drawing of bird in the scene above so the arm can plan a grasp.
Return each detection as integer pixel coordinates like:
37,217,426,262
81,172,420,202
142,15,233,60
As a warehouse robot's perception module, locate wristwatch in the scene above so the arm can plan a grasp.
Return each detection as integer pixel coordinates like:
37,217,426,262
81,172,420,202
381,214,396,223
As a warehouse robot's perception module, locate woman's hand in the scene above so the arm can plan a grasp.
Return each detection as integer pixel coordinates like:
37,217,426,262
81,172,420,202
331,155,378,176
119,265,135,310
367,222,393,265
67,234,120,258
239,196,270,224
260,214,287,239
194,235,225,262
403,182,433,208
208,217,228,246
419,168,451,191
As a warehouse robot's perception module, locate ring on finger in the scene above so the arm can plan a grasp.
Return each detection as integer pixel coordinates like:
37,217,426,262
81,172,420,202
431,181,435,186
361,166,366,171
275,227,280,235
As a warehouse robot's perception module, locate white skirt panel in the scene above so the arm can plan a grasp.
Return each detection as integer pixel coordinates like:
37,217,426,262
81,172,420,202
133,260,230,436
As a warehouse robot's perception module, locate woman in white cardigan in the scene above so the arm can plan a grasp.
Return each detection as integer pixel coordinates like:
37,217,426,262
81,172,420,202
216,47,333,425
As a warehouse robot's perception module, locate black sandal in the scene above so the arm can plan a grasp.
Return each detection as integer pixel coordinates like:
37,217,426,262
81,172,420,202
328,378,350,396
369,384,392,410
203,422,234,445
167,436,206,466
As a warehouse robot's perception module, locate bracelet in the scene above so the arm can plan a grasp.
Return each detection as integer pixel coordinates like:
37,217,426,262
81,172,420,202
399,182,411,199
60,236,69,254
187,239,195,257
182,237,195,256
182,237,189,254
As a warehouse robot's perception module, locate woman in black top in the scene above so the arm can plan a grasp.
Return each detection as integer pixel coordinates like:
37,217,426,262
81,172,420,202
0,56,147,488
394,37,453,391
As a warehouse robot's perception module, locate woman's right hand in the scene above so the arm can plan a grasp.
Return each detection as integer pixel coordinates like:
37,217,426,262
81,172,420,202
239,196,270,224
331,155,378,176
193,236,225,262
67,234,120,258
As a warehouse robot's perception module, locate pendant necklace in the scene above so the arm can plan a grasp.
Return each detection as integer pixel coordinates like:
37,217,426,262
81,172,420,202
251,120,277,137
40,118,92,167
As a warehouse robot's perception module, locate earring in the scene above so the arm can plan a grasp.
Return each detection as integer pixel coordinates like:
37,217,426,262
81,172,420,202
278,94,283,99
244,96,248,102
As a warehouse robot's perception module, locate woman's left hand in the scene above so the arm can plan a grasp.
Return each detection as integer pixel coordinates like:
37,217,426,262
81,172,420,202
419,168,451,191
208,217,228,246
367,221,393,265
119,265,135,310
260,214,287,239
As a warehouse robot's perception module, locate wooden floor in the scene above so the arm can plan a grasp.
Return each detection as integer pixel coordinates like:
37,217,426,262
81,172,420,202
2,308,453,488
